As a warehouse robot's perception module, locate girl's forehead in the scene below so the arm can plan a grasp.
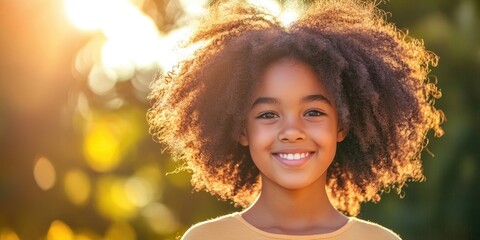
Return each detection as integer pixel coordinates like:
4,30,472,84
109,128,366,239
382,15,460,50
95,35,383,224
255,58,332,97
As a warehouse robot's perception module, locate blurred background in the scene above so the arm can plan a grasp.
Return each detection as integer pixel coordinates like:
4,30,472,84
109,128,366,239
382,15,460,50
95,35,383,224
0,0,478,239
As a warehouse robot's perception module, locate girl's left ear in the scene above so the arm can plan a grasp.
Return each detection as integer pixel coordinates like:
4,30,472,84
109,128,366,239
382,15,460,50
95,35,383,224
337,126,348,142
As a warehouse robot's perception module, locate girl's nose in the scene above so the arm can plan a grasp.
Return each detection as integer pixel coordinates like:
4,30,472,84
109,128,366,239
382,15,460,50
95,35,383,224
278,119,306,143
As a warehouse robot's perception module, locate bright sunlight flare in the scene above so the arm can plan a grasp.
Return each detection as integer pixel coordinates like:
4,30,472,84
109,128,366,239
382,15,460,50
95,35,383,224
247,0,300,26
65,0,299,97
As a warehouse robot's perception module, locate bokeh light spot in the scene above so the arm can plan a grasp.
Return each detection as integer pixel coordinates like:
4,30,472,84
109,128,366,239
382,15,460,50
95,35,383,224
64,169,91,206
74,230,102,240
135,163,163,191
83,109,145,172
87,65,117,95
73,37,103,76
0,228,20,240
83,121,121,172
125,176,154,207
47,220,74,240
33,156,56,191
131,69,154,94
100,40,135,81
76,93,92,119
73,235,93,240
105,98,125,110
141,202,180,235
104,222,136,240
95,175,137,221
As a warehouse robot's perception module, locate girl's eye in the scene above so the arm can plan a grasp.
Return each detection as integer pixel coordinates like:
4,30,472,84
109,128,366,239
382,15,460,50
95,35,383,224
256,112,278,119
304,109,325,117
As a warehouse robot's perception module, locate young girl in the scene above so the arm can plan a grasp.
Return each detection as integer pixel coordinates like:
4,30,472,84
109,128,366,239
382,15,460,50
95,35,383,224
147,0,444,239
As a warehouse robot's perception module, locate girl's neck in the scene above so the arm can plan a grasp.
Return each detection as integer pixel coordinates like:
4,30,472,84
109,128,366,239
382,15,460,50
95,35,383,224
242,174,348,235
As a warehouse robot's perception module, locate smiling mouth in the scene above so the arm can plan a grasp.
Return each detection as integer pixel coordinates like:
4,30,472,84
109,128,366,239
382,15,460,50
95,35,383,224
276,152,312,161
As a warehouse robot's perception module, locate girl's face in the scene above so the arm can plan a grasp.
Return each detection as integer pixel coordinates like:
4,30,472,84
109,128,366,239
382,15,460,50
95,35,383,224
240,58,346,190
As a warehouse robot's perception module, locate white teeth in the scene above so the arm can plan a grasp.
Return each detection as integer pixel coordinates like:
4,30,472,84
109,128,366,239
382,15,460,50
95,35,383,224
278,152,310,160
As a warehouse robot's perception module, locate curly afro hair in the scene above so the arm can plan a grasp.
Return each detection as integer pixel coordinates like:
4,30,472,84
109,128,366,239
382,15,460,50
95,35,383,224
147,0,444,216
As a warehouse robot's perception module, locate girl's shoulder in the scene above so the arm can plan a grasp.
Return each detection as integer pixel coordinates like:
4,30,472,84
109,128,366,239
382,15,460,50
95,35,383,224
181,212,246,240
347,218,402,240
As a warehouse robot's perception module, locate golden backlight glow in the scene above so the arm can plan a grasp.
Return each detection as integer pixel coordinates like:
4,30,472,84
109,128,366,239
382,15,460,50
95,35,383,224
247,0,300,26
279,8,299,26
65,0,173,87
66,0,285,96
65,0,299,94
64,0,106,30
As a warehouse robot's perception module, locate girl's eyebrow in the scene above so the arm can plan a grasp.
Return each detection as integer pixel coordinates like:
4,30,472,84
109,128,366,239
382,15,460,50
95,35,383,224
251,94,331,108
252,97,278,107
302,94,331,105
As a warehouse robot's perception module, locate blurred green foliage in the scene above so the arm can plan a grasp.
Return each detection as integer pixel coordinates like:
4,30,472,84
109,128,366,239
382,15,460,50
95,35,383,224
0,0,478,239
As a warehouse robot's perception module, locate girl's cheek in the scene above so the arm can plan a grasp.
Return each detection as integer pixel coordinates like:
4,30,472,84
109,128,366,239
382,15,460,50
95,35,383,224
256,125,278,143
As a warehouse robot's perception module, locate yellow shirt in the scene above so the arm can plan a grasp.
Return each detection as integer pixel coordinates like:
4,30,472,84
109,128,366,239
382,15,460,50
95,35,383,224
182,212,401,240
